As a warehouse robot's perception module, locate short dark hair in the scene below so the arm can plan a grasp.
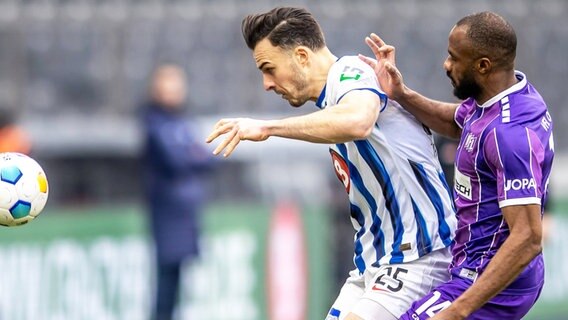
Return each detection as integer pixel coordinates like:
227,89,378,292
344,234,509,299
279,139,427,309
241,7,326,51
456,11,517,69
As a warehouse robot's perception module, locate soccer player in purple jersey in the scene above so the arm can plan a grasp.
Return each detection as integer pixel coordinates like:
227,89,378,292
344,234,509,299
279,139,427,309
360,11,554,320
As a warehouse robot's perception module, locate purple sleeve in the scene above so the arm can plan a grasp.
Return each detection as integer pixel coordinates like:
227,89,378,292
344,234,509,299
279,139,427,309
484,125,544,208
454,99,474,128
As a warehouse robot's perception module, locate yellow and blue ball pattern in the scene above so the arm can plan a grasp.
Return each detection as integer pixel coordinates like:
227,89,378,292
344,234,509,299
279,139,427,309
0,153,49,227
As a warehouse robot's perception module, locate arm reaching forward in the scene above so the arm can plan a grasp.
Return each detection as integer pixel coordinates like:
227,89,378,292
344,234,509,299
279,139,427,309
359,33,461,139
206,90,381,157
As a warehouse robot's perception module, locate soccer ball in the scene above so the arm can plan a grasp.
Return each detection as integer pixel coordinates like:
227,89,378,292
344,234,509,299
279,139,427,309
0,152,48,226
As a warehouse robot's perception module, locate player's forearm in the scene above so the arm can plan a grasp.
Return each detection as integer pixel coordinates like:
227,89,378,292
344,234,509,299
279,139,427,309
395,87,461,139
447,230,542,317
266,105,376,144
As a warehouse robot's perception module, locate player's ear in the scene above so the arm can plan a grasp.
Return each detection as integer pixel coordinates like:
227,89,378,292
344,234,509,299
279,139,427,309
476,57,491,75
294,46,310,67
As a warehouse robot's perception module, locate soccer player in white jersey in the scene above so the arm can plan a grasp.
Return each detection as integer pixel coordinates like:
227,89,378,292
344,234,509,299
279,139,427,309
361,11,553,320
206,7,457,320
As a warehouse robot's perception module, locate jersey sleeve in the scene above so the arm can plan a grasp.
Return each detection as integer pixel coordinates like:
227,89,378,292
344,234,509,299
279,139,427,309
329,57,387,111
483,125,545,208
454,99,474,128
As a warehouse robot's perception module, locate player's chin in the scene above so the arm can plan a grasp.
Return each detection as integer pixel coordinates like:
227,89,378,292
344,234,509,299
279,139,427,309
287,98,306,108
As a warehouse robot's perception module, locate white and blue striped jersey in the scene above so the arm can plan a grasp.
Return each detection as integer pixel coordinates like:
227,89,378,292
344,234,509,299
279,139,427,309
319,56,456,273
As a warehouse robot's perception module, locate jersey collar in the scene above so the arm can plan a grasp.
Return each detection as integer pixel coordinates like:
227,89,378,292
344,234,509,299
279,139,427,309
477,70,527,108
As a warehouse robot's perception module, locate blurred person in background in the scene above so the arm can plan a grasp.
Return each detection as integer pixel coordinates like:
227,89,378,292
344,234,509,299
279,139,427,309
362,11,553,320
141,64,214,320
207,7,456,320
0,109,31,155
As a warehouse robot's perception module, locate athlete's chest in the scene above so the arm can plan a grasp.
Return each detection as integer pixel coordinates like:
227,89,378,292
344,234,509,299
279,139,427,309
455,107,499,177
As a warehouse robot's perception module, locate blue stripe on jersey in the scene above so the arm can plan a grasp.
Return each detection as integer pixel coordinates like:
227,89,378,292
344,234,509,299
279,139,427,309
350,203,367,274
408,160,453,247
336,88,388,112
316,85,327,109
354,140,405,264
410,197,432,256
337,143,386,272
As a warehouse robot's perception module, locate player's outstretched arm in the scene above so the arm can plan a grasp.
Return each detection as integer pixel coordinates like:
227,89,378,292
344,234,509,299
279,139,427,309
430,204,543,320
359,33,461,139
206,90,380,157
267,90,380,144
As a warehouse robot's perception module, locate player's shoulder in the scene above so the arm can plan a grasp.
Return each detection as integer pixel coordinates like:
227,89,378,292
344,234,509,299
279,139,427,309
328,55,377,86
334,55,373,70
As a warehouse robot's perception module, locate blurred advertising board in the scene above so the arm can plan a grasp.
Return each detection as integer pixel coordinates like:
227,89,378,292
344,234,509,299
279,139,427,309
0,204,332,320
1,204,566,319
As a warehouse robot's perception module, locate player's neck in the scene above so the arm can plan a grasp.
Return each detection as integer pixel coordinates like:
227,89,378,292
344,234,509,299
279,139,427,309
308,47,337,101
476,69,517,105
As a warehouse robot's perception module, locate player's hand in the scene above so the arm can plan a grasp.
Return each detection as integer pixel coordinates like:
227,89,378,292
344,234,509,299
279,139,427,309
205,118,270,157
358,33,405,100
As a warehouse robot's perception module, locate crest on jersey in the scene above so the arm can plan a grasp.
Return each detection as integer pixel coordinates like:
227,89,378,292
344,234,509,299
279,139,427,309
329,149,350,193
463,133,477,152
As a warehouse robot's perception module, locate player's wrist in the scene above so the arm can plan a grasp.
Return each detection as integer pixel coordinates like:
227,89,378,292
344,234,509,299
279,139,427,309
391,85,412,103
262,119,278,139
448,297,476,319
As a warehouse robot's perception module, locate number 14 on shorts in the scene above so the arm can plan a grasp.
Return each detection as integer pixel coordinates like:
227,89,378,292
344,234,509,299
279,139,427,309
412,291,451,318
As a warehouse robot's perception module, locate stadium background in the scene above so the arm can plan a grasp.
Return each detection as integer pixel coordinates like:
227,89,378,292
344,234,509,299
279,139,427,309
0,0,567,319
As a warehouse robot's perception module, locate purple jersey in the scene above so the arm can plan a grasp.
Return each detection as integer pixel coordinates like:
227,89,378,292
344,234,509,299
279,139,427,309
451,71,553,294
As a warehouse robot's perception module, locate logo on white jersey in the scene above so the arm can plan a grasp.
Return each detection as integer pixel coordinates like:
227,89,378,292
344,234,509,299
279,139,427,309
339,65,363,82
330,149,350,193
454,168,472,200
504,178,536,192
463,133,477,152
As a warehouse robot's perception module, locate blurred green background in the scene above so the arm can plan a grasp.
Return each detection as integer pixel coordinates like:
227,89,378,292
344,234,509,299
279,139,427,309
1,201,566,319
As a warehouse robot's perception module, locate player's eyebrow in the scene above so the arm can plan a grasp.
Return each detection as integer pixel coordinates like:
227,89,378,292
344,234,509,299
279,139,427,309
258,61,270,70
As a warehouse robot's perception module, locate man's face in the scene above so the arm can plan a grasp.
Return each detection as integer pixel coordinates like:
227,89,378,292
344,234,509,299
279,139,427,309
152,66,187,109
443,26,482,100
253,38,310,107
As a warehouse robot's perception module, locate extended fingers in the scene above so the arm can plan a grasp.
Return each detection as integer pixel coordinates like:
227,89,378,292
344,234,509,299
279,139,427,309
365,34,395,59
365,33,386,54
214,118,229,129
206,120,235,143
365,36,381,57
221,132,242,157
369,33,386,47
212,126,238,156
358,54,377,69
